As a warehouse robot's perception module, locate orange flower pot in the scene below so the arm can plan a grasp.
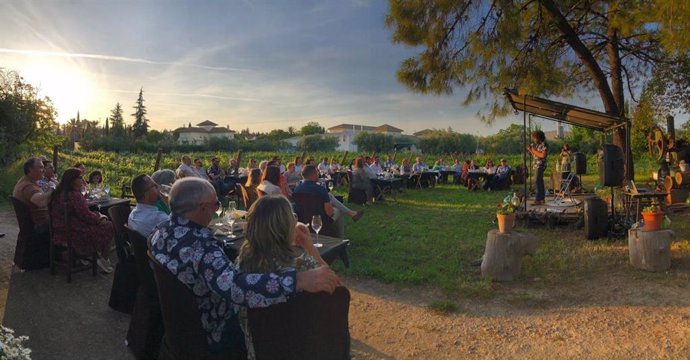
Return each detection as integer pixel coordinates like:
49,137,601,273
497,214,516,233
641,212,663,231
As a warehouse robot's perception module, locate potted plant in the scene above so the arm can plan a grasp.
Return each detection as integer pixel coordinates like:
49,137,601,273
496,197,517,233
641,201,663,231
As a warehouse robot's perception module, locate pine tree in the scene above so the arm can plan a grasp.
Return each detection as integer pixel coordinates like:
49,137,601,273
131,87,149,138
110,102,125,137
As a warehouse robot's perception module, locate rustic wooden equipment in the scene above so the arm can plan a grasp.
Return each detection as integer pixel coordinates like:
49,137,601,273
481,230,538,281
153,148,163,172
628,228,675,272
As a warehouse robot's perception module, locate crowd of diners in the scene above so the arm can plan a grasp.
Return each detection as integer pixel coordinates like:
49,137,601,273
11,138,554,357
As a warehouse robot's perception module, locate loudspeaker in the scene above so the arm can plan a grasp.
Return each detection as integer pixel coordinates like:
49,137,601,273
574,152,587,175
599,144,624,187
584,196,608,240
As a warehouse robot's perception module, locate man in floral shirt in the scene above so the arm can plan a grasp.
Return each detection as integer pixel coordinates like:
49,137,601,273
150,177,340,356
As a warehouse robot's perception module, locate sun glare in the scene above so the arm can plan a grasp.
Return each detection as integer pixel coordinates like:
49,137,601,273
20,60,97,124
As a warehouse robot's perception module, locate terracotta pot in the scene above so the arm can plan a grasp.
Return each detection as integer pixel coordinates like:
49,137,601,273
641,211,663,231
497,213,516,233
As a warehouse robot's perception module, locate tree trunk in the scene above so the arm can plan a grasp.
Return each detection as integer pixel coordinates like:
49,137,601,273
628,228,675,272
481,230,538,281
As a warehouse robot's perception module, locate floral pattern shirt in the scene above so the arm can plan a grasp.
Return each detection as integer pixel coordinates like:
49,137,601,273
534,142,549,168
149,216,297,345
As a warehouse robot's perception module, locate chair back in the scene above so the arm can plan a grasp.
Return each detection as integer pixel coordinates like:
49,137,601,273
125,225,158,298
149,252,207,360
248,286,351,360
10,197,50,270
108,205,133,264
292,192,337,237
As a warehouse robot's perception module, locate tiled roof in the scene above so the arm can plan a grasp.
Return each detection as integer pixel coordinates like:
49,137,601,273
328,124,377,131
197,120,217,126
374,124,403,133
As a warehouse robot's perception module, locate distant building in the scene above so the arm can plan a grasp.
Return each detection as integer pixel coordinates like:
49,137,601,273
413,129,434,137
326,123,405,152
176,120,235,144
544,129,571,141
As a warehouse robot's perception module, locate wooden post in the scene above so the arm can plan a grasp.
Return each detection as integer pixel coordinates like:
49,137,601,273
235,150,243,169
340,151,348,167
154,148,163,172
628,228,675,272
52,145,59,172
391,149,398,163
481,229,538,281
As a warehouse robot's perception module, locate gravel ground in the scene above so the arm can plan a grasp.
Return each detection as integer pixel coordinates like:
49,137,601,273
1,209,689,359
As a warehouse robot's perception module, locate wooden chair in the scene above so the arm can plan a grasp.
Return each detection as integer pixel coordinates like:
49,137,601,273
107,205,138,314
48,201,98,283
345,172,367,205
9,197,50,270
125,225,164,359
292,192,341,238
149,251,207,360
121,184,136,199
248,286,351,360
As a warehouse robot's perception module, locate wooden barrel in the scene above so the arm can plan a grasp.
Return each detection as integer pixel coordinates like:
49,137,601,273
674,171,690,187
664,175,676,191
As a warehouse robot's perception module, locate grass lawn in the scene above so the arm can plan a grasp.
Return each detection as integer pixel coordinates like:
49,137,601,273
332,181,690,302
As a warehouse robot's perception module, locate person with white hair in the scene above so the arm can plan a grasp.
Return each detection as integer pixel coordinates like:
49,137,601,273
175,155,196,178
149,177,341,357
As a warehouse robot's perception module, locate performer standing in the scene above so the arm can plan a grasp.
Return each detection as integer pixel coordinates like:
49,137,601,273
526,130,548,205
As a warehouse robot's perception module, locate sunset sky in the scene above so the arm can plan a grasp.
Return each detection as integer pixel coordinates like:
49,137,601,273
2,1,684,135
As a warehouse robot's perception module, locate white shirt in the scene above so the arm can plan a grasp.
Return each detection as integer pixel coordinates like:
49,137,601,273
257,180,282,195
363,166,377,179
330,163,340,172
128,203,170,237
176,163,197,178
318,162,330,174
369,163,383,174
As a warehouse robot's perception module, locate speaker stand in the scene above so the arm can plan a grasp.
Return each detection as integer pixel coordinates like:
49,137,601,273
607,186,627,239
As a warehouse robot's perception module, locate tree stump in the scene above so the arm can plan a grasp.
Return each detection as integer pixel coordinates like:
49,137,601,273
481,229,538,282
628,228,675,272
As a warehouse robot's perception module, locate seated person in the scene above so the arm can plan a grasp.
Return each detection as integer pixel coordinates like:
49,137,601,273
487,159,511,191
38,159,58,193
242,158,258,177
149,177,341,358
49,168,114,273
431,160,444,171
412,157,425,173
151,169,176,214
257,165,285,196
13,157,54,233
369,156,383,174
176,155,197,178
460,160,471,185
351,157,374,203
482,160,497,190
293,156,304,175
294,165,364,224
244,169,262,207
450,159,462,184
399,158,412,176
193,158,208,179
317,157,331,176
128,174,169,237
207,157,233,198
226,159,240,177
383,156,395,170
284,162,301,189
87,170,104,191
329,157,342,185
235,195,328,359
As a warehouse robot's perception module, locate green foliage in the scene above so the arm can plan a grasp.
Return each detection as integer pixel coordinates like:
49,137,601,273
0,69,62,166
417,129,475,154
564,127,601,154
300,121,325,136
109,102,126,137
131,88,149,138
296,135,337,152
353,132,396,153
483,124,526,155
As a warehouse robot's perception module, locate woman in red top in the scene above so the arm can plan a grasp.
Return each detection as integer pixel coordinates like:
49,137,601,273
49,168,114,273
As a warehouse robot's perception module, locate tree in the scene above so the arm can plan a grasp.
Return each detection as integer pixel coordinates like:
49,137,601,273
0,69,60,165
110,102,125,137
131,87,149,138
300,122,325,136
416,129,474,154
297,135,338,152
386,0,690,180
353,132,396,153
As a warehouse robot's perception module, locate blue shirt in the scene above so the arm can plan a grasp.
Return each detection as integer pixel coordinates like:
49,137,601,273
149,216,297,345
293,180,330,203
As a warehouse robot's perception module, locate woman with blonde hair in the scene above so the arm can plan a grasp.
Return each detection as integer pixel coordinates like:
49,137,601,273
243,168,262,208
236,195,326,359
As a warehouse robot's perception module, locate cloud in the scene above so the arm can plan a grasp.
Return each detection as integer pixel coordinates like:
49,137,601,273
0,48,253,73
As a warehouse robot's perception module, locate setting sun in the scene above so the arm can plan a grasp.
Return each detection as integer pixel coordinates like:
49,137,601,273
19,60,97,124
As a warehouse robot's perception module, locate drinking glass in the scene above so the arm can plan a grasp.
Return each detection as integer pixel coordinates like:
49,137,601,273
328,181,334,192
228,201,237,212
226,216,236,239
311,215,323,248
159,184,171,197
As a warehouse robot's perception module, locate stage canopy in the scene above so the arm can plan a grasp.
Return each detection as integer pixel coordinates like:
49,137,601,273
504,89,624,131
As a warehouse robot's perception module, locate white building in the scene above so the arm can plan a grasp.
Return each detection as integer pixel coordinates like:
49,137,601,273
176,120,235,145
326,124,405,152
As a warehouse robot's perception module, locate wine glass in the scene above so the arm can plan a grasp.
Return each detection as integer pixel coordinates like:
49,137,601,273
328,181,334,192
311,215,323,248
228,200,237,212
226,215,236,239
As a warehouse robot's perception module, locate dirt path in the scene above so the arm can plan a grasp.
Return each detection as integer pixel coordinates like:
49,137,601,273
1,210,689,359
